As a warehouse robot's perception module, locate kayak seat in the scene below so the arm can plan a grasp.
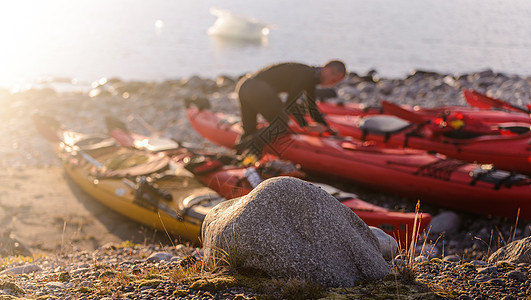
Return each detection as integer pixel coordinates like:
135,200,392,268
358,115,412,142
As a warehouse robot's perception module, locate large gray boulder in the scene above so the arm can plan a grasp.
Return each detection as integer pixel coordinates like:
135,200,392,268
201,177,390,287
488,236,531,264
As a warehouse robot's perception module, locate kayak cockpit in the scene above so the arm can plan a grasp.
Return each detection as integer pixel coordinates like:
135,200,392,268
357,115,412,141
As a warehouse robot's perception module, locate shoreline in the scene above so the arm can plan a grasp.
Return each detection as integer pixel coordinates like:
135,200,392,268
1,69,531,254
2,67,530,99
0,69,530,298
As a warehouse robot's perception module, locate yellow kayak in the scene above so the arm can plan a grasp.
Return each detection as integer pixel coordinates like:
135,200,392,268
33,114,224,244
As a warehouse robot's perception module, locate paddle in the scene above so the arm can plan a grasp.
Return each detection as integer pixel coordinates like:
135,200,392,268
463,89,530,114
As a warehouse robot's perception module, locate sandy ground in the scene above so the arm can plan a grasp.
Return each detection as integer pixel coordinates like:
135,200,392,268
0,166,176,256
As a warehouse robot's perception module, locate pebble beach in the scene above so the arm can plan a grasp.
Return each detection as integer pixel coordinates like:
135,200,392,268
1,69,531,299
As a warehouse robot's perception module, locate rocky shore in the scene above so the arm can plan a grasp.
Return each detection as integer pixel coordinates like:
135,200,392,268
0,240,529,299
1,69,531,299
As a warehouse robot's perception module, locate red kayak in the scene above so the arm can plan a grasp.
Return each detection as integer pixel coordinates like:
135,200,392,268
187,105,531,220
317,101,383,116
318,93,531,125
34,114,429,246
106,118,430,246
323,100,531,175
463,89,531,115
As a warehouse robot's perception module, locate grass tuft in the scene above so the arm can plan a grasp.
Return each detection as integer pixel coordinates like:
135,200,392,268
136,278,163,289
188,276,238,291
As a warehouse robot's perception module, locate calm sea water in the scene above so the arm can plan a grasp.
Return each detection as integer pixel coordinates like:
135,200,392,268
1,0,531,91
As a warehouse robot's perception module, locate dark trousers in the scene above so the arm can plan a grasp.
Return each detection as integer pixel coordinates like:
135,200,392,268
236,77,290,152
237,77,289,135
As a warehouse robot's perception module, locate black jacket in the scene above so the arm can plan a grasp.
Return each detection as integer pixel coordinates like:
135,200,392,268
251,63,327,127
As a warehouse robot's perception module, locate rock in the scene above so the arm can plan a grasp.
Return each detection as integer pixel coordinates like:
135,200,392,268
443,255,462,263
182,76,216,92
474,274,492,282
471,260,488,267
0,264,42,276
507,270,526,282
416,244,439,258
426,211,461,237
72,267,91,276
417,273,433,280
478,266,498,275
202,177,390,287
414,256,429,263
146,252,174,262
523,224,531,237
45,282,66,289
337,86,359,100
488,236,531,264
216,75,236,88
369,226,397,260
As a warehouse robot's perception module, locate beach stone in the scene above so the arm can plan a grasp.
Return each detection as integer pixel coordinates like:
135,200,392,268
443,255,462,263
369,226,397,260
488,236,531,264
72,267,91,276
415,255,429,263
0,264,42,276
474,274,492,282
45,282,66,289
146,252,174,262
507,270,526,281
478,266,498,275
201,177,390,287
416,244,439,258
471,260,488,267
426,211,460,236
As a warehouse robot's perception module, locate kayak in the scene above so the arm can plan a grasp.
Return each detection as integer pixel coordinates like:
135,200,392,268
323,100,531,175
187,104,531,220
463,89,531,115
105,117,431,246
33,114,222,243
317,101,383,116
318,91,531,125
34,114,430,246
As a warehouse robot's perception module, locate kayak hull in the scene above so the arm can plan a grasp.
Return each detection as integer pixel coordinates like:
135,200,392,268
325,113,531,175
187,106,531,220
33,116,221,244
35,115,429,246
